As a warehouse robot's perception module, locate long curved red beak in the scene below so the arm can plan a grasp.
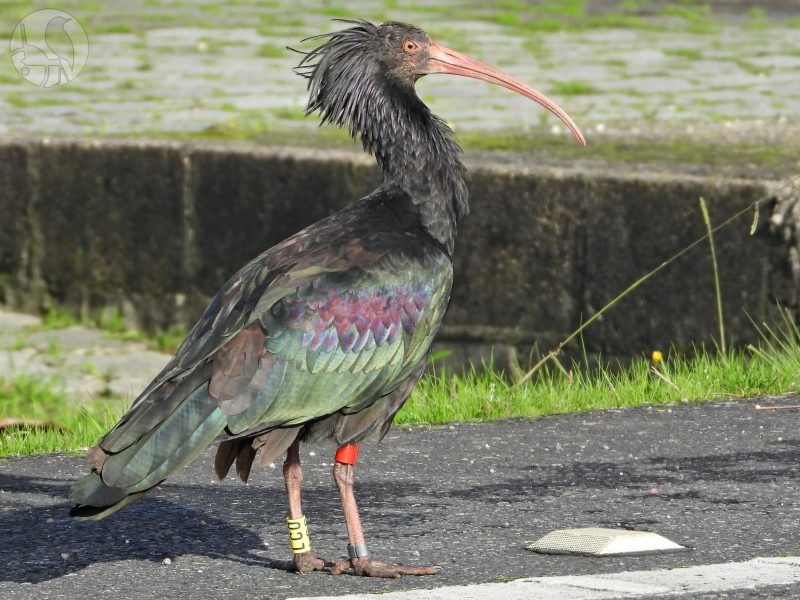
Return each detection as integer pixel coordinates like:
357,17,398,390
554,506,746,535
426,41,586,146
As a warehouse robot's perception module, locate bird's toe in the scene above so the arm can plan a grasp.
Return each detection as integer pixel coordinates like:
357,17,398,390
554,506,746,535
272,552,333,574
293,551,327,574
332,556,440,578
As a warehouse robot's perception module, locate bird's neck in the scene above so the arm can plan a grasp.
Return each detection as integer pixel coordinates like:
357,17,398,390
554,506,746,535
359,79,468,255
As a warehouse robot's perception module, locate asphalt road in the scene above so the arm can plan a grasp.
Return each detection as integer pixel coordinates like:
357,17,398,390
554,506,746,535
1,397,799,599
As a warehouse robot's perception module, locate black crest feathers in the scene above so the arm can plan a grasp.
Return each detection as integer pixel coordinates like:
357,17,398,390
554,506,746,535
294,20,384,139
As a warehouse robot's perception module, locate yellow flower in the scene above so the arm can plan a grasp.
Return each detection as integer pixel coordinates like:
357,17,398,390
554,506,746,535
651,350,663,364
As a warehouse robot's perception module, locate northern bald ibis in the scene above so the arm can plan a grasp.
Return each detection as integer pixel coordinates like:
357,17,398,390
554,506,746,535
70,20,584,578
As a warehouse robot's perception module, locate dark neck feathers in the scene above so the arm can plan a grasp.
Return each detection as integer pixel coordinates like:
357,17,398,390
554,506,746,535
297,22,469,254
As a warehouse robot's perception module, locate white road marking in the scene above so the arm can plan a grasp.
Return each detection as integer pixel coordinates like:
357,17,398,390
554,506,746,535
289,556,800,600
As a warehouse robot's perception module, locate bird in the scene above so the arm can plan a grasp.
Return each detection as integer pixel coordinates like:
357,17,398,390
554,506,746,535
70,20,585,578
44,15,75,84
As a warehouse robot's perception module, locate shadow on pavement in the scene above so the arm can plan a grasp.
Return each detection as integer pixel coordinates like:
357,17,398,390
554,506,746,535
0,471,276,584
0,467,443,584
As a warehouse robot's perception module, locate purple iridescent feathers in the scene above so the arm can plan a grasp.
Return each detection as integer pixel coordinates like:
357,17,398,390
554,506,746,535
273,283,430,355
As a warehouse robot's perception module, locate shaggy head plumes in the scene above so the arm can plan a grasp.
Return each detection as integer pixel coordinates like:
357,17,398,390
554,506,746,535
294,20,440,142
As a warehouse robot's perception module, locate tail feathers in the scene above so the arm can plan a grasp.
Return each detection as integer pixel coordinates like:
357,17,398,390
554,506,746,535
214,426,300,483
69,382,227,522
69,472,160,521
211,439,257,483
71,472,126,506
253,427,300,470
102,363,213,453
213,439,239,481
100,385,227,492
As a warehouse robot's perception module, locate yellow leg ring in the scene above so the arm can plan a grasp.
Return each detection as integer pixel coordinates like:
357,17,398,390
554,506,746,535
287,515,311,554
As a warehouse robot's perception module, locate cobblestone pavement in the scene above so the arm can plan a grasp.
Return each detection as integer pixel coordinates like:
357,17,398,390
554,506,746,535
1,1,799,139
0,308,168,404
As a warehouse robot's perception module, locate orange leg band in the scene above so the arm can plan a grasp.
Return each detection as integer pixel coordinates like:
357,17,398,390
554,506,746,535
334,443,360,465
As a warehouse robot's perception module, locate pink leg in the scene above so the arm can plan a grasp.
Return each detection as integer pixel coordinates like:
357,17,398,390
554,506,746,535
330,443,440,578
279,439,332,574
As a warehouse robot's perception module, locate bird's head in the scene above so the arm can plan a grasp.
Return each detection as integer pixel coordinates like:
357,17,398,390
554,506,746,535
48,16,71,28
296,20,585,146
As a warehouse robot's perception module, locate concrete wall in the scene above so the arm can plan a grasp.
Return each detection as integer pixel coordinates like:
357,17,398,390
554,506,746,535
0,137,791,371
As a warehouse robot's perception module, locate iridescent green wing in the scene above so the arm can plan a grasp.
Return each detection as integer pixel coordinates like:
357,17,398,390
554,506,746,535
223,242,452,435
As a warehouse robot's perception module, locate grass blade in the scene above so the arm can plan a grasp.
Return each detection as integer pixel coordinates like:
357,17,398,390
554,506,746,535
699,196,726,353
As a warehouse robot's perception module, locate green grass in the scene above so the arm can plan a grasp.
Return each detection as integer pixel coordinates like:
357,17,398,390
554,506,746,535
548,80,598,96
105,325,187,354
91,23,135,34
522,38,552,60
743,7,770,30
397,339,800,424
319,6,359,18
732,57,773,76
270,106,308,121
0,375,125,457
493,12,522,26
663,47,703,61
258,43,287,58
39,306,81,330
658,4,719,33
123,122,799,180
5,94,37,108
36,305,187,354
454,129,800,176
92,307,188,354
584,14,650,30
3,323,800,456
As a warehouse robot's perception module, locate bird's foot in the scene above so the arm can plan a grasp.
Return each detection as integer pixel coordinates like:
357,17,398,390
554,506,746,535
330,556,440,578
272,551,336,574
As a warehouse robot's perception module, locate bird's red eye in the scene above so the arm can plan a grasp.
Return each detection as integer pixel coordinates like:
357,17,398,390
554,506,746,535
402,39,420,54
